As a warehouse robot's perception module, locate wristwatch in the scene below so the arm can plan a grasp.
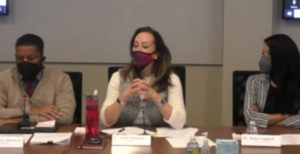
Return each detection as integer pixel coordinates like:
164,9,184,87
158,98,167,107
116,97,125,106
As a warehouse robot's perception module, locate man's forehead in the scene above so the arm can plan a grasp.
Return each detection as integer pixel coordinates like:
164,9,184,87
16,45,40,55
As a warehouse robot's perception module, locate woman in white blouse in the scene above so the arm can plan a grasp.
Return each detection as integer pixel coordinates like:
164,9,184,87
100,26,186,129
244,34,300,128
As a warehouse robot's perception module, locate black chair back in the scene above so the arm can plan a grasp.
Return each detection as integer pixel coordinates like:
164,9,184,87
232,70,259,126
108,66,186,103
65,71,83,123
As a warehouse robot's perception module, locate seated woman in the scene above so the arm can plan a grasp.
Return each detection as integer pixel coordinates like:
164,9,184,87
100,26,186,129
244,34,300,128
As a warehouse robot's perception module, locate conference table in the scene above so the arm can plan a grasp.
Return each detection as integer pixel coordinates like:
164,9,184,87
1,124,300,154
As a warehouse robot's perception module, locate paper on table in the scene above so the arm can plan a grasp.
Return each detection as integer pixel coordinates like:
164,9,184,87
232,133,241,140
30,132,72,145
35,120,56,128
166,136,216,148
0,134,32,144
156,127,198,138
101,127,155,135
281,134,300,145
22,134,32,143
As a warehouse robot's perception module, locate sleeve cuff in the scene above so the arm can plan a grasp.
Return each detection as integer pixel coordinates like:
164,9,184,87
163,108,186,129
258,114,269,128
29,115,47,123
282,115,300,127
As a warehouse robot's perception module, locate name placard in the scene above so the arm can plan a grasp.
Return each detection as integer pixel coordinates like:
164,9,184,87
112,134,151,146
241,134,281,147
0,136,23,148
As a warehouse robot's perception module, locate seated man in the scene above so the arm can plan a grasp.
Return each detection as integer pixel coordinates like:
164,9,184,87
0,34,76,126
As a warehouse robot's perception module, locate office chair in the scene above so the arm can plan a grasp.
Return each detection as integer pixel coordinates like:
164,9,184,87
65,71,83,123
232,70,260,126
108,66,186,103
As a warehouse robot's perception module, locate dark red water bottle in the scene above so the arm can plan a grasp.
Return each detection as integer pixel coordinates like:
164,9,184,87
85,89,101,144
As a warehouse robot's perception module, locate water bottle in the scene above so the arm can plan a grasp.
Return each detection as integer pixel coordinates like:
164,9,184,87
85,89,101,144
201,132,210,154
186,136,199,154
246,121,258,134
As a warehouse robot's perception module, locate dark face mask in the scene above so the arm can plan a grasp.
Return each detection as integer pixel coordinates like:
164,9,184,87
259,55,271,74
17,62,42,81
132,51,155,70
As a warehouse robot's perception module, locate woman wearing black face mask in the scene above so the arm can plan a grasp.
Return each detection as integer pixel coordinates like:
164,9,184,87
100,27,186,129
244,34,300,128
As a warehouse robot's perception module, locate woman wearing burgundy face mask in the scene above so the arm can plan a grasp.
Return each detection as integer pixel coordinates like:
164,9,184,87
244,34,300,128
100,26,186,129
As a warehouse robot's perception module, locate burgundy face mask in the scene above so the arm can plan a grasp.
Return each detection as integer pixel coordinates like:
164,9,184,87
132,51,155,70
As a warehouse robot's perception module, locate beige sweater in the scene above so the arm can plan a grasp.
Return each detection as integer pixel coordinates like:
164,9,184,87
0,66,76,124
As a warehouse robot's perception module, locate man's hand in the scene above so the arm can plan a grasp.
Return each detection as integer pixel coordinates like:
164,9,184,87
0,117,22,127
30,105,62,120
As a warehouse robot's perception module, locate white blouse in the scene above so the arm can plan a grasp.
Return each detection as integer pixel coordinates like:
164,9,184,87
100,72,186,129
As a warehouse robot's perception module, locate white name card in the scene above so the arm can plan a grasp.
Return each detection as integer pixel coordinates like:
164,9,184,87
112,134,151,146
0,136,23,148
241,134,281,147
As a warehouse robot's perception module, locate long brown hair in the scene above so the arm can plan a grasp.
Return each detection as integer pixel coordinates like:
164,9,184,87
120,26,172,92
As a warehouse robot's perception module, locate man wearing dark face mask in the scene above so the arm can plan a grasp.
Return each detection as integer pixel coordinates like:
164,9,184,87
0,34,75,126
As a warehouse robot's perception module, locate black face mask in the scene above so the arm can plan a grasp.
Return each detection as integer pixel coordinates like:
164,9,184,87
17,62,42,81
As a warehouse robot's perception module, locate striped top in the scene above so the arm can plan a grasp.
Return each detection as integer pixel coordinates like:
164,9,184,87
244,74,300,128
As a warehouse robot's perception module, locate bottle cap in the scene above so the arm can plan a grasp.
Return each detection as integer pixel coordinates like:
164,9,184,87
250,121,256,125
93,89,98,96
